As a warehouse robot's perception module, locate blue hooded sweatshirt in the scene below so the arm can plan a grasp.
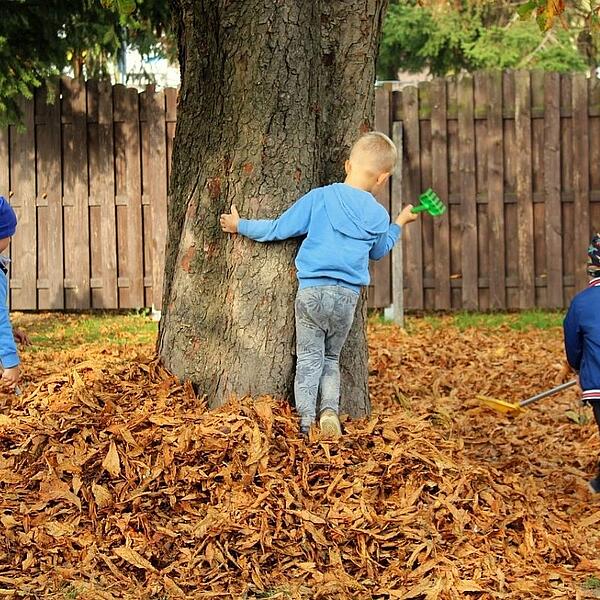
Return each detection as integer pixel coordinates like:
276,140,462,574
0,196,19,369
564,277,600,402
0,258,19,369
237,183,401,293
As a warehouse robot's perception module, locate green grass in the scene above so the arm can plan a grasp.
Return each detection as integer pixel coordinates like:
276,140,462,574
584,576,600,590
62,585,79,599
374,310,565,331
15,312,157,351
453,310,564,330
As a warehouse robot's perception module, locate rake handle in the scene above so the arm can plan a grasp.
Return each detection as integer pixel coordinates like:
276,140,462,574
519,379,577,408
410,205,430,214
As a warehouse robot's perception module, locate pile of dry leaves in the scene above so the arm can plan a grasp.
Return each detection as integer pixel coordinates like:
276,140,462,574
0,316,599,599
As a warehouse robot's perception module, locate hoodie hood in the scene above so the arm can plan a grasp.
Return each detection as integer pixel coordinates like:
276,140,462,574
323,183,389,240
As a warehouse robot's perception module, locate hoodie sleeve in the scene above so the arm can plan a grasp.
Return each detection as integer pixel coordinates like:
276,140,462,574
0,274,19,369
237,190,316,242
369,224,401,261
563,298,583,372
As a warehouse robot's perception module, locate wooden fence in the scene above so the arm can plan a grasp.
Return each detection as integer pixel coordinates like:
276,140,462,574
373,71,600,311
1,73,598,312
0,77,176,310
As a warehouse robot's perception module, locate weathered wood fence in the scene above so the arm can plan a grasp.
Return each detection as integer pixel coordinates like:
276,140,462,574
0,78,176,310
1,73,598,311
374,71,600,311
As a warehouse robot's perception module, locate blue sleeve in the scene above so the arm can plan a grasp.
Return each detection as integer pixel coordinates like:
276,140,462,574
369,224,401,261
0,275,19,368
237,190,316,242
563,299,583,371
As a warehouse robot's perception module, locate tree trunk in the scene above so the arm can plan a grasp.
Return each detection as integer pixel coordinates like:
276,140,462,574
159,0,388,418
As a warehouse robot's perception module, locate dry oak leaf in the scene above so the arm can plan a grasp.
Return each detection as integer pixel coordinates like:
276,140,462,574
102,440,121,478
113,546,157,572
163,576,187,598
92,483,114,509
39,476,82,510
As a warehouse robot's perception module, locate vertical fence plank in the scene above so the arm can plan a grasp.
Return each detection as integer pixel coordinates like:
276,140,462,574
100,80,119,308
474,72,488,311
141,86,168,310
531,71,546,308
560,74,574,304
88,80,118,308
165,88,178,185
62,77,90,309
458,75,478,310
515,71,535,308
372,84,392,308
431,78,450,310
36,85,64,309
391,122,404,326
487,71,506,309
35,91,49,311
503,72,519,308
140,88,154,308
87,80,101,307
572,73,590,293
544,72,563,308
125,85,144,308
419,82,434,310
0,120,10,302
0,125,8,198
114,85,144,308
589,77,600,271
402,86,423,310
10,97,36,309
447,79,461,309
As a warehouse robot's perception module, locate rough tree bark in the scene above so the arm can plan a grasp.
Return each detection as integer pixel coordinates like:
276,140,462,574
159,0,388,417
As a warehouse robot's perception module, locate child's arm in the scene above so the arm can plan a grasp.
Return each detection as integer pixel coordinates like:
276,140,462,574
370,204,418,261
220,190,316,241
0,304,20,389
563,300,583,372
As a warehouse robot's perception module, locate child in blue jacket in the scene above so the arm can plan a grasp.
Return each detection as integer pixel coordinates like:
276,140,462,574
564,233,600,493
220,132,419,437
0,197,20,389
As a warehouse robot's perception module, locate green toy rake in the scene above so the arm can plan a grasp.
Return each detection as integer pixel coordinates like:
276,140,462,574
411,189,446,216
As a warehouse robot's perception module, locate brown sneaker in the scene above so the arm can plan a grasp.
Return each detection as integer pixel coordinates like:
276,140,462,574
319,409,342,438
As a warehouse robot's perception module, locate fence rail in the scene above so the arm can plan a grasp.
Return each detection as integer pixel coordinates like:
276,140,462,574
1,73,597,312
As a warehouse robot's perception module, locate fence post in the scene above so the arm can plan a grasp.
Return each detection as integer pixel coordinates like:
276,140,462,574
391,122,404,327
373,83,393,309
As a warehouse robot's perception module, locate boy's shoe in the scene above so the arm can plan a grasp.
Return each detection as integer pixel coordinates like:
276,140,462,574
300,425,310,437
588,475,600,494
319,409,342,438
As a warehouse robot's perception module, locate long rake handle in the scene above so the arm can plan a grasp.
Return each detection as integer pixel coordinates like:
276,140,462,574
519,379,577,408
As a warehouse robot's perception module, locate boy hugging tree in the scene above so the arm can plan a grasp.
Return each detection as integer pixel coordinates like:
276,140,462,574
221,132,419,437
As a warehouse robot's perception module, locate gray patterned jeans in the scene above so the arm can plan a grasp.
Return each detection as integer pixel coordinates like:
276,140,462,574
294,285,359,428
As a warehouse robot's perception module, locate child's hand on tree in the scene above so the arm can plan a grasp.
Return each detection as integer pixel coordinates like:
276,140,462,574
220,205,240,233
395,204,419,226
1,365,20,390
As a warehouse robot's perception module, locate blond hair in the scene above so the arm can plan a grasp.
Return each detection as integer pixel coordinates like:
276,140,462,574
349,132,397,176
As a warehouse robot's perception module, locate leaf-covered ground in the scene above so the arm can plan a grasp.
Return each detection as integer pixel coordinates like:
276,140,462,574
1,312,599,599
